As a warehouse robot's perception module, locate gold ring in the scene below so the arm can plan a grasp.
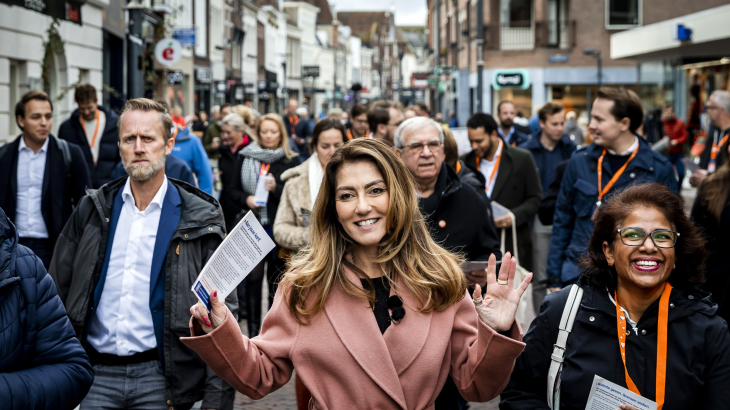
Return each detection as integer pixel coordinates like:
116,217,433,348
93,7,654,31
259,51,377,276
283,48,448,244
497,279,509,285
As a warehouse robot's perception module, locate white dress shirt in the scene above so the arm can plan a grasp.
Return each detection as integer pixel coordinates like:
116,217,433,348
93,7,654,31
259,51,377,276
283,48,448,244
607,136,640,156
15,137,49,238
83,109,106,163
88,176,169,355
479,139,503,198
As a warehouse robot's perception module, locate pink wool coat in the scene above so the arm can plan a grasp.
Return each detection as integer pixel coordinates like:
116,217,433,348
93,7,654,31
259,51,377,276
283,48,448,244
181,265,526,409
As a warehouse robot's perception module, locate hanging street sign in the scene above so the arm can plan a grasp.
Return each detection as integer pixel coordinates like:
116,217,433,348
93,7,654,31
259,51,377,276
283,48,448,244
154,38,182,68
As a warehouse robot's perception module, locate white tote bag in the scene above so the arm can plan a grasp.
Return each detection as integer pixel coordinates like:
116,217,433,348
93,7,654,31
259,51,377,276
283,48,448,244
499,211,534,329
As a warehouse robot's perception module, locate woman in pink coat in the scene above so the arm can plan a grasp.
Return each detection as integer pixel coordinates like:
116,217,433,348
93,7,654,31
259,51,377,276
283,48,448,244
183,138,532,409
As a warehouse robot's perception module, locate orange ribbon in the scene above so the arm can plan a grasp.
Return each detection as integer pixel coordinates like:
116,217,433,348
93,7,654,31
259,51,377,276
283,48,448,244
708,134,728,173
614,283,671,410
259,163,271,176
476,139,503,195
596,143,640,206
80,110,101,149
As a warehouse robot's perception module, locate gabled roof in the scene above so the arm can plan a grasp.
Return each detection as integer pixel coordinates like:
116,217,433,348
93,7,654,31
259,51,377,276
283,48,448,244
289,0,333,23
336,11,391,45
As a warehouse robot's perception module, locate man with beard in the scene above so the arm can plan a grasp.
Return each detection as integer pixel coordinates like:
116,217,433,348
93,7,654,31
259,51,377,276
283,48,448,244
49,98,238,410
496,101,529,146
0,90,91,268
58,84,121,188
368,100,404,147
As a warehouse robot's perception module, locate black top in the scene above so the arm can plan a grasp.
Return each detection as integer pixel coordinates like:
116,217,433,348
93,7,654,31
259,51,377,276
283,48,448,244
605,152,631,174
361,277,392,334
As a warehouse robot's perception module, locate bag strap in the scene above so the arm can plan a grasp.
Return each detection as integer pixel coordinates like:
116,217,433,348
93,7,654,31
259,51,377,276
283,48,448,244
499,211,520,264
54,136,72,178
547,284,583,409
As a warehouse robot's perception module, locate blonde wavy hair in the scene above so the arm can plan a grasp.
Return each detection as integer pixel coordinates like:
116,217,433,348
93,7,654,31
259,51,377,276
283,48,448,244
281,138,467,324
255,113,298,159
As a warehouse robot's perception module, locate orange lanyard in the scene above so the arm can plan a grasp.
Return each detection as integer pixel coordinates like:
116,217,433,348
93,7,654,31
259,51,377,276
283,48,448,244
171,126,179,140
476,139,503,194
614,283,671,410
347,129,354,141
259,163,271,176
596,143,640,206
709,134,728,173
80,110,101,148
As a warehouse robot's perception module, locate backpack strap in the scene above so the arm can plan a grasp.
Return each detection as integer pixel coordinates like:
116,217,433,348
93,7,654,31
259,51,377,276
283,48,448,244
54,136,72,179
547,284,583,409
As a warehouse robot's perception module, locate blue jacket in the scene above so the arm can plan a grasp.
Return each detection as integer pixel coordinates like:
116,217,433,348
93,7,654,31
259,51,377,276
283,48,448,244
520,131,577,190
0,207,94,409
111,154,197,187
170,127,214,194
499,126,530,146
546,138,679,286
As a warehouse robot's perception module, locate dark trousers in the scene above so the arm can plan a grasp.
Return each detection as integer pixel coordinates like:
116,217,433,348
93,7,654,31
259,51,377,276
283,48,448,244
245,248,286,337
669,153,685,188
18,237,51,269
435,375,468,410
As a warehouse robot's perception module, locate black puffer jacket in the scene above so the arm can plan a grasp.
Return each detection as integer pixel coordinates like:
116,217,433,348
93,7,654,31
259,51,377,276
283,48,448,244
49,178,238,409
500,283,730,410
0,207,94,409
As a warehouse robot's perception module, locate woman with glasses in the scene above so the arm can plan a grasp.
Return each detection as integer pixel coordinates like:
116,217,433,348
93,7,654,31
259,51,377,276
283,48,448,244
501,183,730,410
183,139,532,409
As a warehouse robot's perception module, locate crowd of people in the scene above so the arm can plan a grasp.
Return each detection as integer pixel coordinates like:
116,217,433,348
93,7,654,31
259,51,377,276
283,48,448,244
1,83,729,410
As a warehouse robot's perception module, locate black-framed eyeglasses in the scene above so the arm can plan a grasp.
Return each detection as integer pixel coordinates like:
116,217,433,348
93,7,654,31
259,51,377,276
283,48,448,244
616,228,680,248
404,138,441,153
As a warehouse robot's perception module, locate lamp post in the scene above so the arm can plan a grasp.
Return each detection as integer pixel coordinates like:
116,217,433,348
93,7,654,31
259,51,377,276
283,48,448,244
583,48,603,88
125,0,145,99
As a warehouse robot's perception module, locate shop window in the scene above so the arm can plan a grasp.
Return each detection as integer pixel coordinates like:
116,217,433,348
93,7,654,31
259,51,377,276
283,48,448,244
605,0,641,29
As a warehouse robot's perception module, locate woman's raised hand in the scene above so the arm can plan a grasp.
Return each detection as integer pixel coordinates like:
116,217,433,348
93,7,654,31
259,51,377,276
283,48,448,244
472,253,532,332
190,290,228,334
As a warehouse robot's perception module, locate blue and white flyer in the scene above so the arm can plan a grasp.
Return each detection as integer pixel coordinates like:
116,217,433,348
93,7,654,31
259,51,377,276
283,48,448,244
191,211,275,311
584,375,657,410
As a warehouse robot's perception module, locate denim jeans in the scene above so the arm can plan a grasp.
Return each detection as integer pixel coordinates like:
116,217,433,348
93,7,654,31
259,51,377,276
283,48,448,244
81,360,192,410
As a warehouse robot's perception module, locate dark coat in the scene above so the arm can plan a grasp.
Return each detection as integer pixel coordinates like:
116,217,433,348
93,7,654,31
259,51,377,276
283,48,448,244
111,154,197,187
238,153,299,230
546,139,679,287
58,105,120,188
0,207,94,409
462,143,542,271
691,185,730,323
49,178,238,409
500,284,730,410
203,121,222,160
501,128,530,146
519,131,576,190
282,113,300,138
419,163,501,262
0,135,91,249
218,144,249,231
537,160,568,226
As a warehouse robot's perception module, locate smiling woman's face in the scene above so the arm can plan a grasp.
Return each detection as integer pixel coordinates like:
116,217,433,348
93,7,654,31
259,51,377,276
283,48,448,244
603,206,677,292
335,161,390,249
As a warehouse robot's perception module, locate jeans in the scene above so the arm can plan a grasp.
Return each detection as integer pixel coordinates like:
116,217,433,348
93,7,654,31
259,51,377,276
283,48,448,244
81,360,193,410
669,153,685,188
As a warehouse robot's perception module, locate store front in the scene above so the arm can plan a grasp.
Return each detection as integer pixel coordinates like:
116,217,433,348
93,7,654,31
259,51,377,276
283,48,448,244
194,67,212,116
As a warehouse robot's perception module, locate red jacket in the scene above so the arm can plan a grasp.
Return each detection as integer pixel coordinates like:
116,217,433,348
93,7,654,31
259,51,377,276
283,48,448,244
664,118,687,155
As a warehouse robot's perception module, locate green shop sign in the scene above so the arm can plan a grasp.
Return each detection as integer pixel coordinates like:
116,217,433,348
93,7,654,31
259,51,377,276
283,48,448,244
492,69,530,90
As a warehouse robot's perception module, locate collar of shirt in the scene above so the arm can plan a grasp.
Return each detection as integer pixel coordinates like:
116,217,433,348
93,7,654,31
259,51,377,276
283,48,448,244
18,136,49,154
497,126,515,141
122,175,169,215
607,136,639,156
482,138,504,164
607,290,639,335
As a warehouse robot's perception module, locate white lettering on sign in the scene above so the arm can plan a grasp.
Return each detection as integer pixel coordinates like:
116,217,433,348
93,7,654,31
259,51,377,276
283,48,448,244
25,0,46,12
497,74,522,85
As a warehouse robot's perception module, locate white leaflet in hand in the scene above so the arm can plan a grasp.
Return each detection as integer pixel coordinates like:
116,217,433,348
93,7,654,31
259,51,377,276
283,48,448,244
191,211,275,311
254,176,270,206
584,375,657,410
491,201,510,221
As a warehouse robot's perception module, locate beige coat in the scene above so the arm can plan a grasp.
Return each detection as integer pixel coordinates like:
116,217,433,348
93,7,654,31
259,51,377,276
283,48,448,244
273,155,319,250
181,265,525,409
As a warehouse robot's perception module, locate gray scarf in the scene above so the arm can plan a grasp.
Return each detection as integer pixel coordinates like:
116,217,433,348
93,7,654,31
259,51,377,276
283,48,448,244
239,143,286,225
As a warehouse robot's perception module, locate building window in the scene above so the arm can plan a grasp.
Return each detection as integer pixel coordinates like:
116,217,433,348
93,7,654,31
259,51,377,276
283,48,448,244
605,0,641,29
501,0,532,28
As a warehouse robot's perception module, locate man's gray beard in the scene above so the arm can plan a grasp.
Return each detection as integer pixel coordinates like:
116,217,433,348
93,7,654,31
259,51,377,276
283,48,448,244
122,152,166,181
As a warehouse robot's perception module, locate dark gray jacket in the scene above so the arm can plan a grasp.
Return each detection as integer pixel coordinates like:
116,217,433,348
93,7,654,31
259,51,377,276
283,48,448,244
49,177,237,409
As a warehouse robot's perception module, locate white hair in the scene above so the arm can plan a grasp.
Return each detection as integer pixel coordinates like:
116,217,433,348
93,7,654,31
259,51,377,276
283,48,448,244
711,90,730,114
296,107,308,116
393,116,444,148
221,113,245,131
211,105,221,114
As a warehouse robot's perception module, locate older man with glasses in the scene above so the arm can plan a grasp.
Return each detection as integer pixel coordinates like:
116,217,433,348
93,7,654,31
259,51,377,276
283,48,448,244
394,116,502,409
691,90,730,186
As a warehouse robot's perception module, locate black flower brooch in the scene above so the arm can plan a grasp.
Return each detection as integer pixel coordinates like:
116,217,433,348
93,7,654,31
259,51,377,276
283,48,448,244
388,295,406,325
